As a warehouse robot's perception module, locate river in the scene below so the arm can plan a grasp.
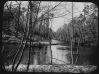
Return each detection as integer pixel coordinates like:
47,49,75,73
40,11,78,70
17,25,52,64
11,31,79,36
46,40,71,64
30,39,71,64
3,39,91,65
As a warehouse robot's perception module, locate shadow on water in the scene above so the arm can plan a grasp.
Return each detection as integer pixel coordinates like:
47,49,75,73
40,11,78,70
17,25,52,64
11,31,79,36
57,46,93,65
2,41,94,66
14,44,48,65
2,43,50,65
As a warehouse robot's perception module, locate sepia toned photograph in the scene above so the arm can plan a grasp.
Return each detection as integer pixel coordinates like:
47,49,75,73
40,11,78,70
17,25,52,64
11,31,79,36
1,1,98,73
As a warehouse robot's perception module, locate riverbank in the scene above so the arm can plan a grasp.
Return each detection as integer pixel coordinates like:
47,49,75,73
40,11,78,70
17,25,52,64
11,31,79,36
5,64,97,73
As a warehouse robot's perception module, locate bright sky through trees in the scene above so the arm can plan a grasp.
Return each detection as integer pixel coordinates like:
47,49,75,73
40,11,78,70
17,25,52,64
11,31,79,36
5,1,93,32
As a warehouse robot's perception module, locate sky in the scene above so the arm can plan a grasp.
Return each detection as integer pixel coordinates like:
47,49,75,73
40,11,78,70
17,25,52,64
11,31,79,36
42,2,86,32
5,1,92,32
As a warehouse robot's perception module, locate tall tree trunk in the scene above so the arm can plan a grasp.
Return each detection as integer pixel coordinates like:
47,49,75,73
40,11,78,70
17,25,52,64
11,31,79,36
75,40,79,64
71,39,73,64
48,5,52,64
16,3,21,38
70,2,74,65
12,2,29,71
27,1,33,71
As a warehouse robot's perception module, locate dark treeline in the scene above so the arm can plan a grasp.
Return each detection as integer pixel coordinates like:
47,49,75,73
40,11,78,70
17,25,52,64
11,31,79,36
2,1,55,42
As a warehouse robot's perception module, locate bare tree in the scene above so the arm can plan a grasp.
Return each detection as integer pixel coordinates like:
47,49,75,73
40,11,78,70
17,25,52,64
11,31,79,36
12,2,30,71
70,2,74,64
15,1,21,37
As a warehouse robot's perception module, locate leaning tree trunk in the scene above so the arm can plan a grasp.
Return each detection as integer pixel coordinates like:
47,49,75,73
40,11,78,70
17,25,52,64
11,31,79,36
12,2,29,71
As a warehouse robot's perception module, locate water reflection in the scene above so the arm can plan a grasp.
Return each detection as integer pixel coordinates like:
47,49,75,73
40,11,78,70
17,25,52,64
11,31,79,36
47,45,71,64
3,40,92,66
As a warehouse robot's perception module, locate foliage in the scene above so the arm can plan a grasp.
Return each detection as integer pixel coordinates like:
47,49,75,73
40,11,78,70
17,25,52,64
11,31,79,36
3,5,26,37
55,3,98,47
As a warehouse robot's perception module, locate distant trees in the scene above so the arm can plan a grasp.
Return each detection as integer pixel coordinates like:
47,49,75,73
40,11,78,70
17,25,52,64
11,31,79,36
55,3,98,47
55,3,98,65
33,12,54,39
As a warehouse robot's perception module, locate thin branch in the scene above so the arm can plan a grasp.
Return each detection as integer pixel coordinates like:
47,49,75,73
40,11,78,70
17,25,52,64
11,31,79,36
13,18,29,71
71,2,74,65
16,2,21,37
47,3,53,64
74,40,79,64
37,2,62,22
26,1,32,71
5,3,14,18
12,3,30,71
5,3,19,24
14,40,27,71
13,3,30,71
39,10,83,23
